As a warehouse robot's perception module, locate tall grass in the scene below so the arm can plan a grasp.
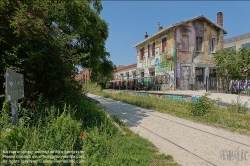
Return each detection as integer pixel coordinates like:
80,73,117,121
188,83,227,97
0,95,179,166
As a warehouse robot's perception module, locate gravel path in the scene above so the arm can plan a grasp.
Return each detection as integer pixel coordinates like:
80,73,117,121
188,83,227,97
87,93,250,166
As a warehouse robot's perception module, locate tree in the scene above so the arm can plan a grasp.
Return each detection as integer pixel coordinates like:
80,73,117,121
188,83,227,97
91,57,116,89
213,47,250,80
0,0,111,106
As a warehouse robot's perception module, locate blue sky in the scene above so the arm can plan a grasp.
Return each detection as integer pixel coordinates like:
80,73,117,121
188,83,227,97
100,1,250,67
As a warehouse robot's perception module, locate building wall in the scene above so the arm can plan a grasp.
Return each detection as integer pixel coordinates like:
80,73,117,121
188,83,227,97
113,64,137,81
224,32,250,50
175,19,221,89
134,16,225,90
136,30,175,79
75,69,91,84
176,20,219,64
136,20,221,90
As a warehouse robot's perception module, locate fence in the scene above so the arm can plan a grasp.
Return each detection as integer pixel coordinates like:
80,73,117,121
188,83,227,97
108,76,170,91
206,77,250,95
206,77,230,93
108,76,250,96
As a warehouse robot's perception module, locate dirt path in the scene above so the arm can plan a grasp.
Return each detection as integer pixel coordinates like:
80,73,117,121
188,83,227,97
87,93,250,166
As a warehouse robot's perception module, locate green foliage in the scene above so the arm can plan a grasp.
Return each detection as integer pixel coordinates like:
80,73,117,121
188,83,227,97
0,97,178,166
213,47,250,80
0,0,113,108
91,58,116,89
82,82,102,94
188,93,214,116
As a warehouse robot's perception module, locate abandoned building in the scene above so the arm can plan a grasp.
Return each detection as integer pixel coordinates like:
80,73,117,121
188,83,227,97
113,63,137,81
133,12,228,90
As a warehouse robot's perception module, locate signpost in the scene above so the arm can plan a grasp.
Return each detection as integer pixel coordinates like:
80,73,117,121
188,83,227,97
5,71,24,126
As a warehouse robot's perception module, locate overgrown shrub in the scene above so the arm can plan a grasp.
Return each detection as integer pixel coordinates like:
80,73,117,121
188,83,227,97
189,93,214,116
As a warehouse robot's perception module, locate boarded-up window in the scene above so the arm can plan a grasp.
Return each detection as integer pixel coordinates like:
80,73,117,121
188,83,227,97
140,47,144,60
162,37,167,53
196,37,203,52
209,38,215,52
152,42,155,56
181,35,189,51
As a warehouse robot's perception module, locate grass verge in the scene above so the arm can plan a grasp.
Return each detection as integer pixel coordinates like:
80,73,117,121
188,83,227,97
92,90,250,136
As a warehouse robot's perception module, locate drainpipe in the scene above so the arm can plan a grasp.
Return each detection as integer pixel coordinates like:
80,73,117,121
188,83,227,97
173,28,177,90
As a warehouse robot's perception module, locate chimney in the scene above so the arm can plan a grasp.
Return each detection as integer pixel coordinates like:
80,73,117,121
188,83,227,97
217,12,224,50
144,32,148,39
158,22,163,31
217,12,223,26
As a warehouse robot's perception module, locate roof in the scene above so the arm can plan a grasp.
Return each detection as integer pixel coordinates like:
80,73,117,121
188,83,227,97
224,32,250,44
115,63,137,72
133,15,228,48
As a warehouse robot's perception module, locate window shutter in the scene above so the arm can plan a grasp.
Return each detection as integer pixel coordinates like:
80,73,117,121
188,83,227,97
148,45,150,57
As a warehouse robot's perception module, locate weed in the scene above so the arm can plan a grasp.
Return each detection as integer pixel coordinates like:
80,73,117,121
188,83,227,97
228,96,249,114
188,93,214,116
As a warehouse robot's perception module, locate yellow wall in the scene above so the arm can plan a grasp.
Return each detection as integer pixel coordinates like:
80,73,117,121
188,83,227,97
202,22,220,64
224,38,250,50
136,30,175,69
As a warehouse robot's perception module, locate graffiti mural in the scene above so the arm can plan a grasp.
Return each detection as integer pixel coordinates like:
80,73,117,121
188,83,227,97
155,50,176,90
176,20,205,63
176,63,181,89
230,80,250,93
181,66,190,90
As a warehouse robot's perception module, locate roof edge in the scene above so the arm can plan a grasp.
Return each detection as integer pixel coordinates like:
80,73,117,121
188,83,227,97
133,15,228,48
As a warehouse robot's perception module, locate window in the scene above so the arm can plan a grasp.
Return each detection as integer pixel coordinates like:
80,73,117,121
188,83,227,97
196,37,203,52
242,42,250,47
224,46,236,50
209,38,215,53
150,71,155,76
152,42,155,56
148,45,150,57
140,47,144,60
126,72,129,79
209,69,216,77
132,72,136,78
141,72,144,78
181,35,189,51
195,68,204,82
162,37,167,53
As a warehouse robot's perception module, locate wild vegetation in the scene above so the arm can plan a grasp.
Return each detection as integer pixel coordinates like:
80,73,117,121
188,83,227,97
0,96,179,165
214,46,250,80
92,89,250,136
0,1,177,165
0,0,115,108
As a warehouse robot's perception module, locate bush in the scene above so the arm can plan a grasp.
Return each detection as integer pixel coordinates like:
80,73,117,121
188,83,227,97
189,93,214,116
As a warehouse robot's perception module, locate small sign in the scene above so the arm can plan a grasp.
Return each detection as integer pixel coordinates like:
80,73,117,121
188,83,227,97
6,71,24,101
5,70,24,126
